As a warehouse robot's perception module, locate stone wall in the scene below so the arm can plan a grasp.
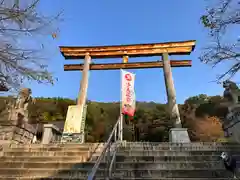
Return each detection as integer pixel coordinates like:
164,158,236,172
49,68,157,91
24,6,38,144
0,120,36,145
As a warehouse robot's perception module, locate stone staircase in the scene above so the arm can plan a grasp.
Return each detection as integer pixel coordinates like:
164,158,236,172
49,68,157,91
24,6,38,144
114,142,240,179
0,142,240,179
0,143,104,180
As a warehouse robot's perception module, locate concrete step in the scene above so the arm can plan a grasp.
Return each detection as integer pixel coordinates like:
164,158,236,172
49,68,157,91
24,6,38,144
119,146,240,151
0,168,90,177
0,161,95,169
7,142,240,149
0,156,95,162
2,154,232,163
3,151,93,157
9,142,240,151
4,150,239,158
116,150,240,156
0,161,232,169
114,161,228,169
5,147,93,152
108,179,237,180
9,143,104,148
0,178,234,180
0,169,235,178
122,142,240,147
115,155,238,162
3,145,104,153
5,144,240,152
1,154,228,163
4,149,235,157
112,169,234,178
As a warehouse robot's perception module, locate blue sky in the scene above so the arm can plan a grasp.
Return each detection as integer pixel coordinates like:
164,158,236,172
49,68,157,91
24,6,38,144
24,0,238,103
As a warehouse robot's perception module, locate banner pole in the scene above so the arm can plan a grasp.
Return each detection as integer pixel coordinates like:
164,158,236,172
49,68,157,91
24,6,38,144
120,69,123,141
120,113,123,141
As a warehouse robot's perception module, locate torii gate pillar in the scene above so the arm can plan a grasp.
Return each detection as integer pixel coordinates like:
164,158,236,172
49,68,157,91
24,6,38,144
77,53,91,106
162,53,190,143
61,53,91,143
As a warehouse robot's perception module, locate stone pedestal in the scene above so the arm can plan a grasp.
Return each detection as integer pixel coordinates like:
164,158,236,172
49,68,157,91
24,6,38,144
169,128,190,143
222,105,240,143
61,133,84,143
42,124,62,144
0,120,36,145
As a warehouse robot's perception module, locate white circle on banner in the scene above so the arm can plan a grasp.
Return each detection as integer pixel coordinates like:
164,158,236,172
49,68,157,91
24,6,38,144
125,74,132,81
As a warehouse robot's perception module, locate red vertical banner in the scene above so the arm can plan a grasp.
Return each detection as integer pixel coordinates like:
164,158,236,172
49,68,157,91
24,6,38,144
121,70,136,117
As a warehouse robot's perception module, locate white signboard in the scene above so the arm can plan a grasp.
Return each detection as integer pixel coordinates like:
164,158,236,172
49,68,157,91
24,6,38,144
63,105,84,134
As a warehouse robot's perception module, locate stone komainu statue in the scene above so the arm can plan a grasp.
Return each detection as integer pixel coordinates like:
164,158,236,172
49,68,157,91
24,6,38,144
11,88,35,122
15,88,32,108
223,80,240,105
221,80,240,139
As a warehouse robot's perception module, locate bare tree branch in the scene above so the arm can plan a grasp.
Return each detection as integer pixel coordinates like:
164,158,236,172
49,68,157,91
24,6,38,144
0,0,62,91
200,0,240,82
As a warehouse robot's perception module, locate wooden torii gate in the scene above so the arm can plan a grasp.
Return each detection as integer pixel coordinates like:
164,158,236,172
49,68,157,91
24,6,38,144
60,40,196,142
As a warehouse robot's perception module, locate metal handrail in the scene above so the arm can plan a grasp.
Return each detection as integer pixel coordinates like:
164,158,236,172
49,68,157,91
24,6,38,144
108,146,118,177
87,116,121,180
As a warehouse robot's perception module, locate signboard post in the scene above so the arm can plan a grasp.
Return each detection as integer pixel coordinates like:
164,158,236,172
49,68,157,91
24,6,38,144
61,105,87,143
80,105,87,143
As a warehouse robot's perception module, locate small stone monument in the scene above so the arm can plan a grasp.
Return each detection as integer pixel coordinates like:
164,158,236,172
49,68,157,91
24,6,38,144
221,80,240,143
0,88,36,145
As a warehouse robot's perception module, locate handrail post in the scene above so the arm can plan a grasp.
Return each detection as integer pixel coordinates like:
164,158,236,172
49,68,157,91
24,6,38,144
118,119,121,141
114,128,117,142
106,144,111,180
120,113,123,141
113,142,117,173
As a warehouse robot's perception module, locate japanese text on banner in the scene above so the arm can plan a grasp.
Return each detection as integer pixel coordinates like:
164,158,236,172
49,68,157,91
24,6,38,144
121,70,136,117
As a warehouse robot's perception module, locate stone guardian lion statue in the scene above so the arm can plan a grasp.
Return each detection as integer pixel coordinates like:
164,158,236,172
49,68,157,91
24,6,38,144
221,80,240,141
222,80,240,112
8,88,35,123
